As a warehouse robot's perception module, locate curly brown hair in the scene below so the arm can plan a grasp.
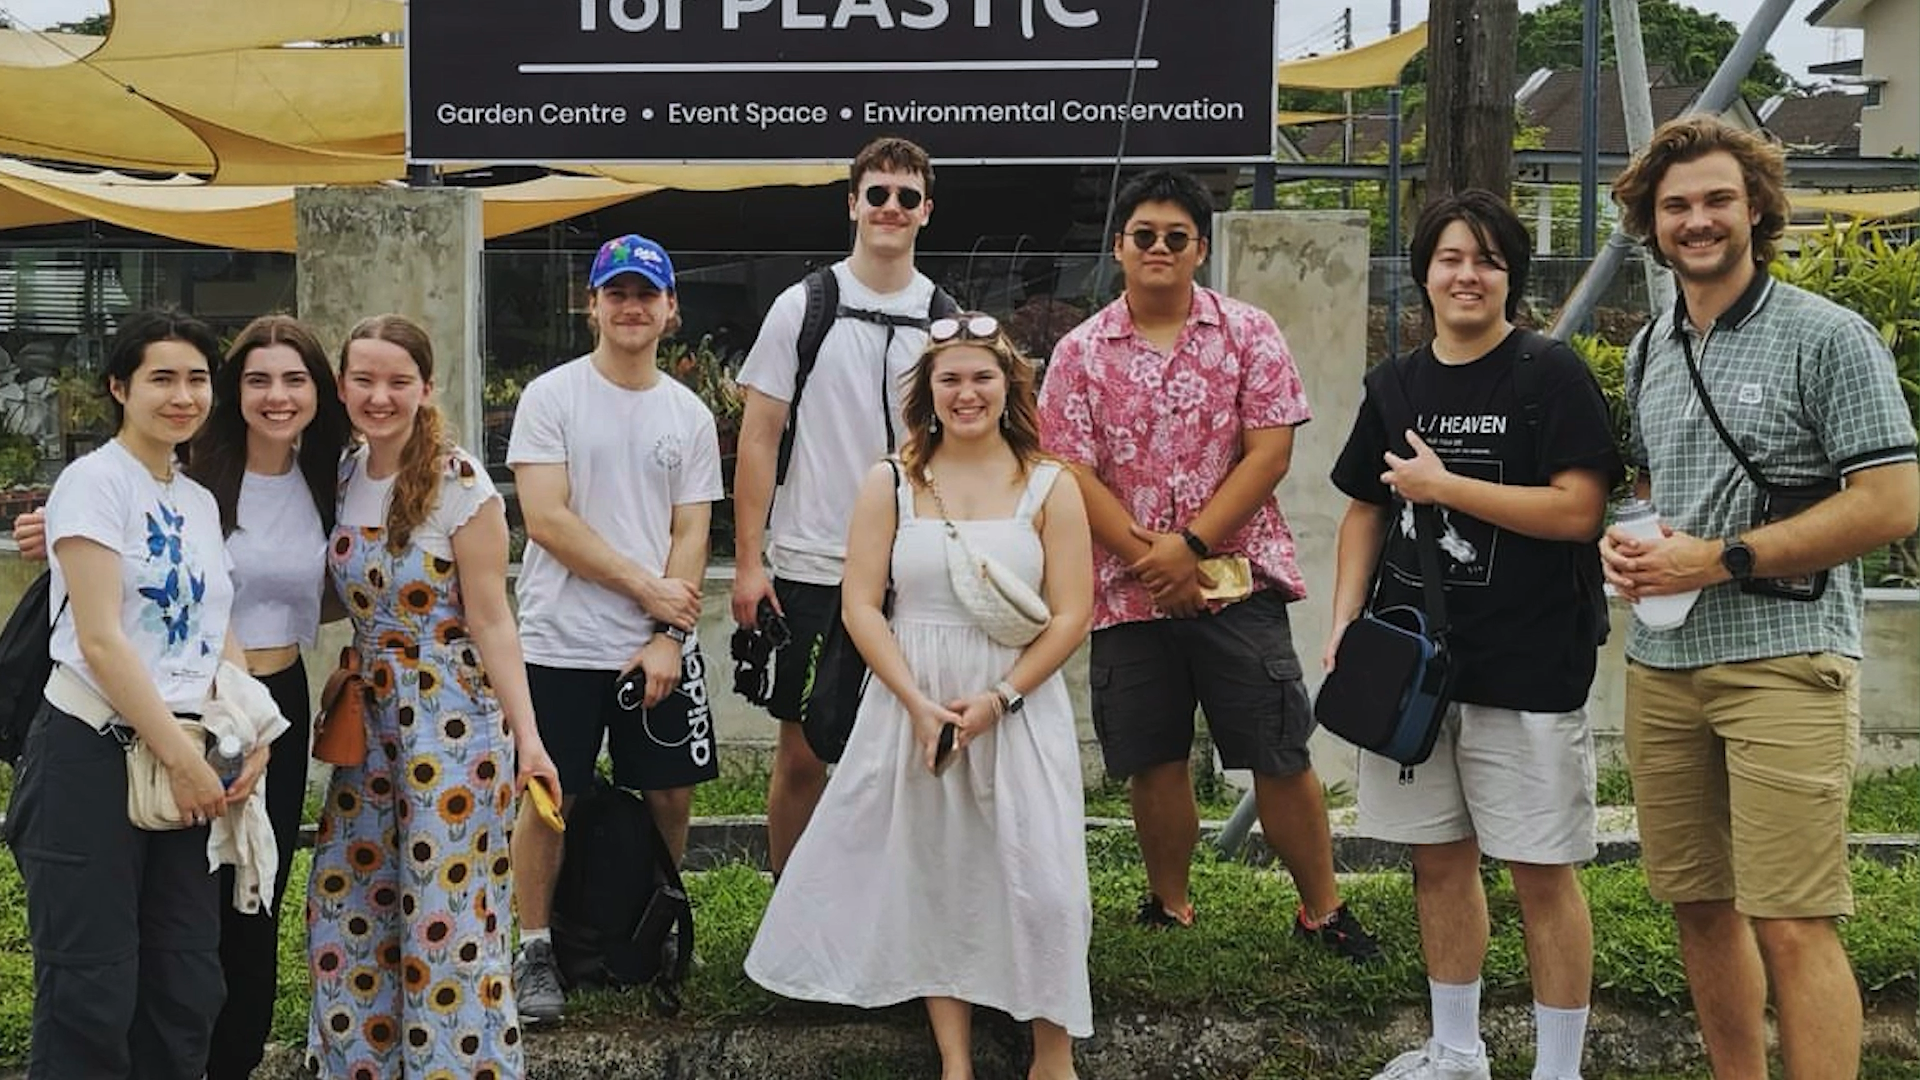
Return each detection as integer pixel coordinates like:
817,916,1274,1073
898,316,1042,487
1611,115,1788,268
339,314,451,552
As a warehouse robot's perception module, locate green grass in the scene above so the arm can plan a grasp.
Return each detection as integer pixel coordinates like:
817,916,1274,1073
4,766,1918,1067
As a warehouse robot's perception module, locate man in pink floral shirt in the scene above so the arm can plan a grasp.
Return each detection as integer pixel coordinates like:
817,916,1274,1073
1038,169,1378,960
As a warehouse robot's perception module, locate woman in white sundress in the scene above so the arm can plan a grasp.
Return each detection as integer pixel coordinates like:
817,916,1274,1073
746,312,1095,1080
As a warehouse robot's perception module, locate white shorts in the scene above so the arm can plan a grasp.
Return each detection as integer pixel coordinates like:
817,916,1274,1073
1356,703,1597,865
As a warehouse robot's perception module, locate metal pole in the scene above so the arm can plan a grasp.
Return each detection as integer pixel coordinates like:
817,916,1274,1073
1385,0,1403,356
1577,0,1600,261
1610,0,1675,314
1551,0,1796,338
1222,2,1404,865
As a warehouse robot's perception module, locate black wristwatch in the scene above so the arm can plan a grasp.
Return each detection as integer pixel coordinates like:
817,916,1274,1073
994,680,1025,715
1720,539,1756,581
657,624,692,645
1179,528,1210,559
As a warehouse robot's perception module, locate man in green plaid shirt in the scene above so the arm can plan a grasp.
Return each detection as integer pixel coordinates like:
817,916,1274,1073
1602,115,1918,1080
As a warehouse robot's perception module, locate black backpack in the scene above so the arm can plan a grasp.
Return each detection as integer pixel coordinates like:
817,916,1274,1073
549,778,693,1014
1507,330,1611,647
774,266,961,485
0,571,62,768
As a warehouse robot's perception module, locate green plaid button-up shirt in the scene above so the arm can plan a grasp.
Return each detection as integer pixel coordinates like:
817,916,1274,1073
1625,272,1917,670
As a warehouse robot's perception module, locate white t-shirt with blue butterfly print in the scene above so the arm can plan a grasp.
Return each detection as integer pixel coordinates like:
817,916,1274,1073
46,439,236,714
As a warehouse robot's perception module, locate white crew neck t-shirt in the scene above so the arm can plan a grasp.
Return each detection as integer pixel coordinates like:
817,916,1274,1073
46,439,236,713
738,259,936,585
226,468,327,649
507,356,723,670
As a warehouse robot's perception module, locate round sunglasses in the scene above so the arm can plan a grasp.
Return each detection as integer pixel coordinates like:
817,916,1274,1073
863,184,925,211
928,313,1001,343
1124,227,1195,253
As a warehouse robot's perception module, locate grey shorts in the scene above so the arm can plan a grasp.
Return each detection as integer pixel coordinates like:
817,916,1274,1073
1356,702,1598,865
1088,590,1315,780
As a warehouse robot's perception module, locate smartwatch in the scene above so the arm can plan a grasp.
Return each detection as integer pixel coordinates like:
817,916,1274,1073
1720,539,1756,581
993,680,1025,715
1180,528,1210,559
658,624,692,645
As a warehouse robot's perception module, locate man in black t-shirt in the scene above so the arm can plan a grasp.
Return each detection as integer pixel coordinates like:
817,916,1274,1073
1326,191,1622,1080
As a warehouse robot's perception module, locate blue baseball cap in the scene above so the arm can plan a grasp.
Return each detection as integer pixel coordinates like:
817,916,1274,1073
588,234,676,292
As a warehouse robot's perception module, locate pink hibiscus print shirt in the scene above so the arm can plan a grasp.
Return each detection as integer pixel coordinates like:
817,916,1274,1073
1037,287,1311,630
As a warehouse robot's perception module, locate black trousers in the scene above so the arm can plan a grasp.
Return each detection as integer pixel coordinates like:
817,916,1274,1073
206,658,311,1080
6,701,225,1080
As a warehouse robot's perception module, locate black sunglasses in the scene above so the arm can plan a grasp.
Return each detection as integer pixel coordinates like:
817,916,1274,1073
1125,227,1195,253
928,313,1001,344
863,184,925,211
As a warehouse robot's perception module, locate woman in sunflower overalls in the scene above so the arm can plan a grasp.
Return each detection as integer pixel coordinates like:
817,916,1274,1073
307,314,559,1079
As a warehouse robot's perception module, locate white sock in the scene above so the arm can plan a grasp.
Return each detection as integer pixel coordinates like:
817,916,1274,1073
1429,978,1482,1056
519,928,552,946
1532,1002,1590,1080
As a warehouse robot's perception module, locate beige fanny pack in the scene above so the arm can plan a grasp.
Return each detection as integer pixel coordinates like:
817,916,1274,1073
45,663,207,831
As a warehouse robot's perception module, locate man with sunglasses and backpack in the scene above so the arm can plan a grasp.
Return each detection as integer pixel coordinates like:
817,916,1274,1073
505,234,724,1022
732,136,958,877
1037,168,1377,960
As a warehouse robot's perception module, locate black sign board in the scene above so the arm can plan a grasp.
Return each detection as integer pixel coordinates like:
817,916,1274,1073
407,1,1276,164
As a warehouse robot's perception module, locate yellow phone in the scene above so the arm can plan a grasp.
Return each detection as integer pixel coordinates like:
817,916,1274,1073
525,777,566,833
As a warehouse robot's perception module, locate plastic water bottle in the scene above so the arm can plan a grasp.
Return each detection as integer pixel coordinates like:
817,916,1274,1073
1612,499,1699,630
207,732,246,789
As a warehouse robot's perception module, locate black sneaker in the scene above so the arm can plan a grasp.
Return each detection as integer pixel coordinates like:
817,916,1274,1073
1295,903,1381,963
512,938,566,1022
1135,893,1195,929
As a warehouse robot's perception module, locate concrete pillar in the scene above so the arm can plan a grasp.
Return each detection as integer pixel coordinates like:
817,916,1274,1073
1212,209,1372,787
294,186,484,456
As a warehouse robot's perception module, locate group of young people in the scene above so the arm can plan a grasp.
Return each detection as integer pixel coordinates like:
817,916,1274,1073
4,114,1912,1080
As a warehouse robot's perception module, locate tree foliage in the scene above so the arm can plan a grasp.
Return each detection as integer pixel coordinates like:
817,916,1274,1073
1515,0,1789,102
49,15,110,35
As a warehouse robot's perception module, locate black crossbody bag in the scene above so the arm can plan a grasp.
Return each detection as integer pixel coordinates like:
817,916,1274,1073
1313,360,1456,766
1678,334,1839,601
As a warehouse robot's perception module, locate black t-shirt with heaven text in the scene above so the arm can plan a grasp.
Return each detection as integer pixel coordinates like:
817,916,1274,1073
1330,330,1623,713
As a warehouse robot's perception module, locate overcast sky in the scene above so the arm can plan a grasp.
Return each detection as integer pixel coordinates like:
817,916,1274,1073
0,0,1864,86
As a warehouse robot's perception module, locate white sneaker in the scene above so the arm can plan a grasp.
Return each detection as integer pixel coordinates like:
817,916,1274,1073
1371,1039,1492,1080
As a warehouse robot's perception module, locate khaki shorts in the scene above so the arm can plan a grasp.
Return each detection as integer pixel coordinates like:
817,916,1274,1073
1625,654,1860,918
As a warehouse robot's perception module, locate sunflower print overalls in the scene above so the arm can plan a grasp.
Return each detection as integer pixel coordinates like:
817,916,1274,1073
307,454,522,1080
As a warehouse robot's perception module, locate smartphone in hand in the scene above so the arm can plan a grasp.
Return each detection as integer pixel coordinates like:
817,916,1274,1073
932,721,959,775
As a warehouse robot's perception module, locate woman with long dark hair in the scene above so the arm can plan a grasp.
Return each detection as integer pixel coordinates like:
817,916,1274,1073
15,313,351,1080
4,309,258,1079
747,313,1096,1079
306,314,555,1078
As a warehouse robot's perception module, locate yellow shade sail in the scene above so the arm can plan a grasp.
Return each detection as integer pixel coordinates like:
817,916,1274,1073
89,0,401,61
1788,189,1920,220
1276,111,1349,127
566,164,848,190
1277,23,1427,91
0,161,843,251
0,2,402,180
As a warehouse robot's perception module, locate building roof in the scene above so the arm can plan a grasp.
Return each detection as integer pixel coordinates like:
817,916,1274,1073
1808,0,1875,30
1763,93,1865,156
1516,69,1764,154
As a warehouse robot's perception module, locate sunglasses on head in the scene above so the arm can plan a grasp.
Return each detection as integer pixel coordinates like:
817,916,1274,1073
1125,227,1195,253
863,184,925,211
928,313,1001,344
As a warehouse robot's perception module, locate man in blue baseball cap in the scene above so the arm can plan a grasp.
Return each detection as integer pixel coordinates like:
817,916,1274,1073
506,233,724,1020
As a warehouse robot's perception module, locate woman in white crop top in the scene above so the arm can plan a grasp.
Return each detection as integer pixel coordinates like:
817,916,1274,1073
12,313,351,1080
5,310,257,1079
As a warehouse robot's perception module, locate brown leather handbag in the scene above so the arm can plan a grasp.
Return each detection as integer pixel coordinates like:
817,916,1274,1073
313,646,370,766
